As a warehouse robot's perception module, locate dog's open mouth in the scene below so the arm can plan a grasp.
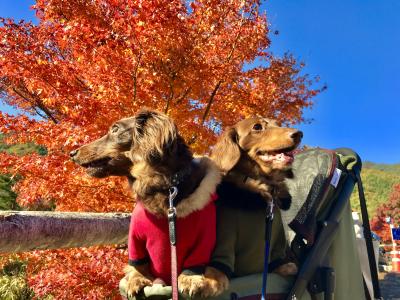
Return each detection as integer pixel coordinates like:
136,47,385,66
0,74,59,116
81,157,112,169
257,148,295,164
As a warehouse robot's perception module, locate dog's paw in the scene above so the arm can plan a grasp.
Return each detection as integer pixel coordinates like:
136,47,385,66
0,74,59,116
274,262,298,276
178,273,206,297
277,194,292,210
201,267,229,297
126,274,153,298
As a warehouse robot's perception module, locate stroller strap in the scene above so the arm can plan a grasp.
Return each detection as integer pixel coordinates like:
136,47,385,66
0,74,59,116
261,201,274,300
355,172,382,299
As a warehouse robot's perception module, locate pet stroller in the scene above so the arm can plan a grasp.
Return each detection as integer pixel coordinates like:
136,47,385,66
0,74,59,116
120,148,381,300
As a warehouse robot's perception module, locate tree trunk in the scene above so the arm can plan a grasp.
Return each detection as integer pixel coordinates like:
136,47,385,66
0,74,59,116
0,211,131,253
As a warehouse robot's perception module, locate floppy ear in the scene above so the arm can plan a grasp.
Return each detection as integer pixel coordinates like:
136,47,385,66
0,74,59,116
131,109,178,163
211,127,241,173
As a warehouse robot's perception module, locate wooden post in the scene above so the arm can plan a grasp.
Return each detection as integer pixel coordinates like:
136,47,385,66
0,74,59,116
0,211,131,253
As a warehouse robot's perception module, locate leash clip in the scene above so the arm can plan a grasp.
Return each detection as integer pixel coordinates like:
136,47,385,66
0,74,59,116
266,199,274,221
168,186,178,246
168,186,178,209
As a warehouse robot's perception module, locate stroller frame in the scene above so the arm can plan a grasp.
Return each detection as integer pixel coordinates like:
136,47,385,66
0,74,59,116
286,148,381,300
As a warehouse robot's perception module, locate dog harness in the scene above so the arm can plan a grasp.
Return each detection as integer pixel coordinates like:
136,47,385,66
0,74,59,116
128,193,217,285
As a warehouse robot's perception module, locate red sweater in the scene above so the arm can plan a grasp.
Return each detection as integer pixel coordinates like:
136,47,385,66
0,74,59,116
128,195,217,284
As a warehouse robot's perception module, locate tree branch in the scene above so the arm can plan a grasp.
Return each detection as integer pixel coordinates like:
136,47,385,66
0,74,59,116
132,51,142,110
10,85,59,124
175,87,191,104
199,13,246,126
164,79,175,114
201,80,222,125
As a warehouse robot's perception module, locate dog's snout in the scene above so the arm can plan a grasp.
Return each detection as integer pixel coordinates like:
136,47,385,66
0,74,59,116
69,149,78,159
290,130,303,142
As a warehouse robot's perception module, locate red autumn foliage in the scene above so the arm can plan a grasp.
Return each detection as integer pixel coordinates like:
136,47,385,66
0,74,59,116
372,183,400,247
381,183,400,226
0,0,323,297
371,216,394,247
0,246,127,299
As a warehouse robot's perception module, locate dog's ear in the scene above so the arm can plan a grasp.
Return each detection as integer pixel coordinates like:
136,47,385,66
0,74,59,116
131,110,178,162
211,127,241,173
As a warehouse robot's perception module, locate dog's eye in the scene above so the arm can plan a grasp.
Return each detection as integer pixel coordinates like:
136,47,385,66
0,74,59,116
111,125,119,133
252,123,263,131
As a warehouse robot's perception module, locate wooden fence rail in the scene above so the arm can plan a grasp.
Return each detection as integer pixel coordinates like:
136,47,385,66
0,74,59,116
0,211,131,253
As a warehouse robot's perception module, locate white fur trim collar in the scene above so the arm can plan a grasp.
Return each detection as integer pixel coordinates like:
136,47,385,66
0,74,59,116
176,156,221,217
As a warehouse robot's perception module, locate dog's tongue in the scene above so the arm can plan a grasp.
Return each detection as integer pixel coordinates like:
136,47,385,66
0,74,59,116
259,152,294,164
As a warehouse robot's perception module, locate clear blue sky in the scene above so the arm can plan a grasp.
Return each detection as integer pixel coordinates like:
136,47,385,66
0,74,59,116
265,1,400,164
1,1,399,163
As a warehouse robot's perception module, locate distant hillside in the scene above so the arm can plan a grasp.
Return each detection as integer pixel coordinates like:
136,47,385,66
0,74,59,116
363,161,400,175
0,138,47,156
351,164,400,217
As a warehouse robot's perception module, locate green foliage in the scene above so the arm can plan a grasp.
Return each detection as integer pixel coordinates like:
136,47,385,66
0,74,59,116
0,136,47,211
0,143,47,156
0,136,47,157
0,260,34,300
0,175,19,210
351,167,400,217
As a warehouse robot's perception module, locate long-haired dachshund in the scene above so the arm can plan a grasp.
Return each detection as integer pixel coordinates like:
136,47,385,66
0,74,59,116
201,116,302,297
70,109,221,297
211,117,302,209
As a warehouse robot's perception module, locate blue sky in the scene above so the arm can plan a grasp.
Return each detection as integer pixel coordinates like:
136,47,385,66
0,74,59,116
265,1,400,164
1,1,399,163
0,0,36,115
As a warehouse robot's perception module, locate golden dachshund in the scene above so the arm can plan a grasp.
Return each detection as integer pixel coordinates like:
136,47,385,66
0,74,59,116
201,116,302,297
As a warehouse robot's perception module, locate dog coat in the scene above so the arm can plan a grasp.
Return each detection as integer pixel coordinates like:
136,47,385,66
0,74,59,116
128,194,217,284
209,182,288,278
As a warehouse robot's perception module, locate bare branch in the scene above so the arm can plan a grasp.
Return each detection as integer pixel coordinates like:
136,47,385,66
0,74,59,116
200,13,247,126
201,80,222,125
132,51,142,110
10,85,59,124
175,87,191,104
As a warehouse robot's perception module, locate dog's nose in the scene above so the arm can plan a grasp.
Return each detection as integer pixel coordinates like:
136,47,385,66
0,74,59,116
69,149,78,158
291,130,303,142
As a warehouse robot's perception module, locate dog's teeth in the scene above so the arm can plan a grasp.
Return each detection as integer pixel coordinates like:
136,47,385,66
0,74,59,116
259,152,294,164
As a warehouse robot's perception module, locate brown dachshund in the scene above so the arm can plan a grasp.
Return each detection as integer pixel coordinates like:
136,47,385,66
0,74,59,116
201,116,302,297
70,110,221,297
69,118,134,179
211,116,302,209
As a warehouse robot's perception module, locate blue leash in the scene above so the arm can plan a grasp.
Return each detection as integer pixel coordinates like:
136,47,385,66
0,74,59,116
261,201,274,300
